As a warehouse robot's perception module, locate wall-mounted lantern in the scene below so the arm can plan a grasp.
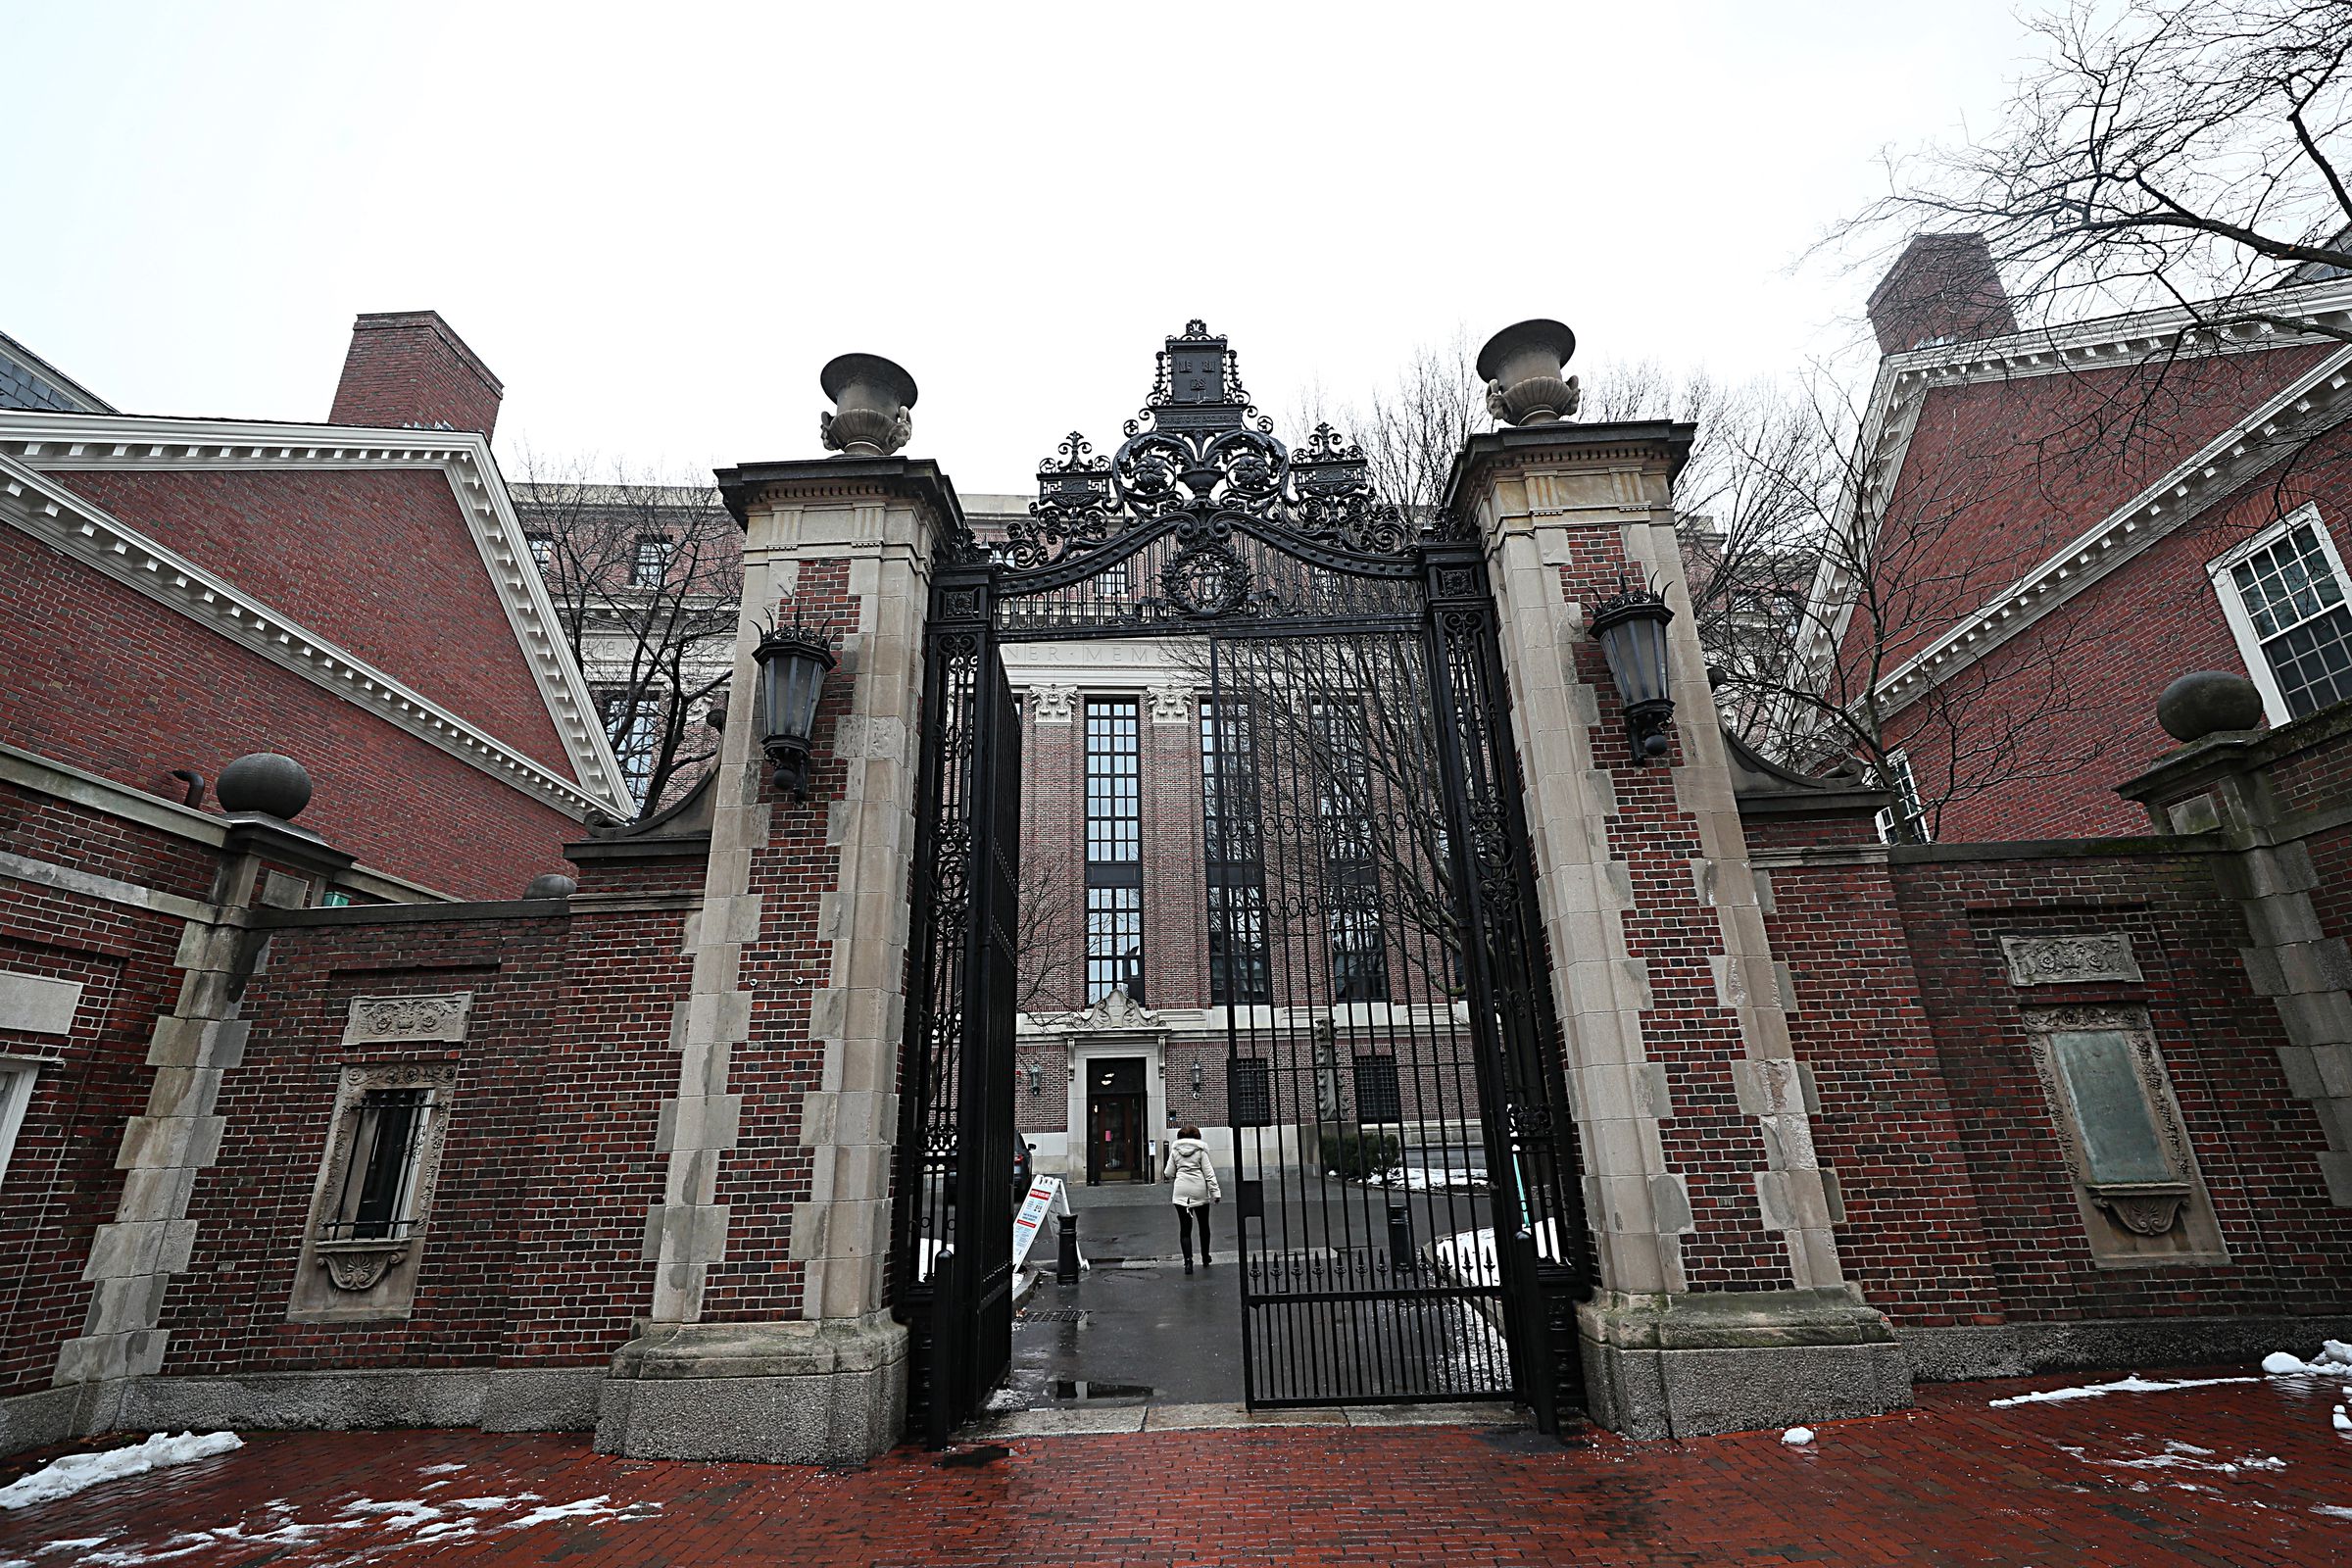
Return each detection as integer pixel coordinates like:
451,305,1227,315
751,622,838,798
1024,1065,1042,1096
1589,582,1677,762
1190,1060,1205,1094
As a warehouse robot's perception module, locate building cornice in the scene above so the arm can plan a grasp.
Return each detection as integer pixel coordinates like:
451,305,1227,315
0,445,621,820
1869,344,2352,714
0,412,630,815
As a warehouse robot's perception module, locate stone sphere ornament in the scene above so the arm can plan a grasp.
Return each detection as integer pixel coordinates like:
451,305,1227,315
523,872,578,900
818,353,917,458
1477,318,1582,425
215,752,314,819
2156,670,2266,742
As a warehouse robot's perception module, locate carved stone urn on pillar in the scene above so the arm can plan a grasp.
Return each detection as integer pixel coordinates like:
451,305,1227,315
1440,318,1907,1440
818,353,917,458
1476,318,1582,425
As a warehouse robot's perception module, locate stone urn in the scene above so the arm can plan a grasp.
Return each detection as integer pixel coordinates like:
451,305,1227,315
1476,318,1581,425
819,353,917,457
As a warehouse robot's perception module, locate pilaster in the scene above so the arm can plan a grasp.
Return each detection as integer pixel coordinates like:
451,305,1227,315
1444,422,1904,1437
597,457,959,1464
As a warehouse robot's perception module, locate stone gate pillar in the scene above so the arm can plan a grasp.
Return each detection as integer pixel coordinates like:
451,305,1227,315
1443,331,1910,1436
593,413,961,1462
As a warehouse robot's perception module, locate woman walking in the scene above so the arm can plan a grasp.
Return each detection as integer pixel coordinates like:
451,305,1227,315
1161,1125,1222,1274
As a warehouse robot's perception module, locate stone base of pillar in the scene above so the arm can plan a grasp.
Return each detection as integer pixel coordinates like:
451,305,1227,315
594,1315,907,1464
1577,1287,1913,1439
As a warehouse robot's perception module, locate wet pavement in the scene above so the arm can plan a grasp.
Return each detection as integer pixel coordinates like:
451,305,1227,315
6,1368,2351,1565
997,1255,1246,1412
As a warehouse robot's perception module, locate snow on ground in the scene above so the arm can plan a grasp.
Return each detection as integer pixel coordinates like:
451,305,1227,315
0,1433,243,1511
2058,1438,2284,1476
2316,1504,2352,1520
9,1477,662,1565
1780,1427,1814,1446
1430,1221,1571,1287
1986,1374,2259,1407
2261,1341,2352,1377
1359,1166,1488,1194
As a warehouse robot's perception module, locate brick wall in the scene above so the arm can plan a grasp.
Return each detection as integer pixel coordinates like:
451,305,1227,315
0,526,580,901
326,312,503,437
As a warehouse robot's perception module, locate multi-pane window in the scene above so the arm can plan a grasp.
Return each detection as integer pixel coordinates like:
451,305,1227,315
1873,750,1930,845
319,1086,435,1242
2214,515,2352,719
0,1061,36,1191
1086,698,1143,1003
524,532,554,570
1353,1054,1403,1122
632,534,673,589
601,693,660,803
1202,701,1271,1004
1313,698,1389,1002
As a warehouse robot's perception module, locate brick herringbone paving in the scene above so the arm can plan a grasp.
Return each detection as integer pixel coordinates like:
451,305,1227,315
5,1373,2351,1566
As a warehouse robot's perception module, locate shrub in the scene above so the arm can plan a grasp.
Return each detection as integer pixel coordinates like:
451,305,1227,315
1328,1129,1400,1181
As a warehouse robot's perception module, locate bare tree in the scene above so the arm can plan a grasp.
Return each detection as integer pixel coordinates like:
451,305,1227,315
1829,0,2352,341
512,455,743,818
1013,857,1081,1021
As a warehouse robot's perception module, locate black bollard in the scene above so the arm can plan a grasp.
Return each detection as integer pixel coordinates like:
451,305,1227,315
1056,1212,1080,1284
1388,1201,1414,1273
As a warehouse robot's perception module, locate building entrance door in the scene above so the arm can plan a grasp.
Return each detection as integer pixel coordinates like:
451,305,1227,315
1085,1057,1148,1184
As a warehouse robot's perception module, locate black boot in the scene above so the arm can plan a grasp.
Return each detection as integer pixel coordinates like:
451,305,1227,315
1184,1255,1194,1275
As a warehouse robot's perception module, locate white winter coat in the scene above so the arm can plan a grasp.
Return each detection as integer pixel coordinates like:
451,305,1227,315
1162,1137,1221,1207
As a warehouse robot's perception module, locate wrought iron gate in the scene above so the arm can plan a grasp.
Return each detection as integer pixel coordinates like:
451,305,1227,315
894,562,1022,1446
894,321,1592,1435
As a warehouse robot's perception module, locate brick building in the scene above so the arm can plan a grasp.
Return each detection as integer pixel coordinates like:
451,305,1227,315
1790,232,2352,842
0,312,2345,1466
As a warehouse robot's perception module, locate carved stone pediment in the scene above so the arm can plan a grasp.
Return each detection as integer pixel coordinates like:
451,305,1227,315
2002,933,2142,987
1068,990,1164,1032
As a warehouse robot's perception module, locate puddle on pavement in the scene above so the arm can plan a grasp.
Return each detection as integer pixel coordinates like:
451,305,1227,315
1048,1380,1154,1400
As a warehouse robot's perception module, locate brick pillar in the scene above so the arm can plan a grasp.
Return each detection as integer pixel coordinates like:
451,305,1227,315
594,457,958,1465
1445,422,1909,1437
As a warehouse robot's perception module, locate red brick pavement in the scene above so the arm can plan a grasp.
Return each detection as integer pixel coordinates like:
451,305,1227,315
4,1371,2350,1566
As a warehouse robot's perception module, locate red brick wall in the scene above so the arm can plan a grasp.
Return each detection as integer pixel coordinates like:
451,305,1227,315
1884,417,2352,843
327,313,503,437
53,466,569,772
0,527,580,901
1883,845,2347,1323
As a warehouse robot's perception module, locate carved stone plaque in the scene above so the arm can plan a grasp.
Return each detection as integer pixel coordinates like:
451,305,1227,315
341,992,473,1047
2001,933,2141,987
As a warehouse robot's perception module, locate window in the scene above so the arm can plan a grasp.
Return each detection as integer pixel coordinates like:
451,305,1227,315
321,1087,436,1242
1873,750,1930,845
524,532,554,570
2211,509,2352,721
1202,701,1271,1004
601,692,660,803
1227,1057,1274,1128
1353,1055,1402,1122
632,534,673,589
319,889,356,908
0,1061,37,1191
1085,698,1143,1003
1313,698,1388,1002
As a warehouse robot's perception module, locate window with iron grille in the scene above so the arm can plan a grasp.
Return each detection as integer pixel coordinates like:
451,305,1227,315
1086,698,1143,1003
1227,1056,1273,1127
632,534,673,589
0,1060,37,1192
319,1087,435,1242
1202,700,1271,1004
1353,1054,1402,1122
2211,513,2352,720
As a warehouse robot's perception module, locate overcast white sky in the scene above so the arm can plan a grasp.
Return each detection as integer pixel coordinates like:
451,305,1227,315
10,2,2031,494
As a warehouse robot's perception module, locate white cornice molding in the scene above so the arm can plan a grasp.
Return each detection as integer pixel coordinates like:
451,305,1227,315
0,412,629,814
0,448,620,820
1870,344,2352,714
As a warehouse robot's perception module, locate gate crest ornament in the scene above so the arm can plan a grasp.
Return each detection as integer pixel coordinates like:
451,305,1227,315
997,322,1411,599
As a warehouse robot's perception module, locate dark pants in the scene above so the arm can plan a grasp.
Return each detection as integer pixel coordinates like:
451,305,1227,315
1177,1202,1212,1260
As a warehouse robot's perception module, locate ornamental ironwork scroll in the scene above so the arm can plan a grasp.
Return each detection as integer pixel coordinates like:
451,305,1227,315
988,323,1418,634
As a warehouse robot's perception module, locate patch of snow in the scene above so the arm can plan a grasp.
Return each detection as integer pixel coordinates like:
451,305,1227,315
2314,1504,2352,1520
1781,1427,1814,1446
984,1386,1027,1413
2261,1341,2352,1378
416,1461,466,1475
1986,1374,2257,1407
36,1541,110,1554
0,1433,243,1512
450,1493,539,1511
2333,1404,2350,1434
511,1495,618,1529
340,1498,444,1528
2090,1440,2283,1474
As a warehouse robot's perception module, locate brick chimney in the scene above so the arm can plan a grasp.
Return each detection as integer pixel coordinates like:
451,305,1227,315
1866,233,2020,356
327,311,504,436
